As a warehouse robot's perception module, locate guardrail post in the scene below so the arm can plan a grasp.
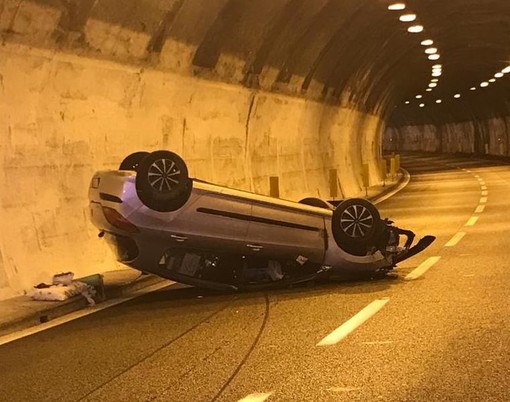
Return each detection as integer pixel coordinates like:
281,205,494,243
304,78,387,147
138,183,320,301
390,157,396,180
269,176,280,198
329,169,338,199
362,163,369,196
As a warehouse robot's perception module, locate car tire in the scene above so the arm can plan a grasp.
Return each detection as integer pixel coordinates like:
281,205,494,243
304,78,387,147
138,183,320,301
331,198,381,255
135,150,192,212
119,151,149,171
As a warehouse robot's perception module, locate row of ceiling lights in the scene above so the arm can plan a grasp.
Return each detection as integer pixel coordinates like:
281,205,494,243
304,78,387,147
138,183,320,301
469,66,510,92
387,3,442,108
389,2,510,109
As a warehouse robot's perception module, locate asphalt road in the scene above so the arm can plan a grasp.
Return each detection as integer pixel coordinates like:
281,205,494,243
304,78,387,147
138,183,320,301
1,153,509,402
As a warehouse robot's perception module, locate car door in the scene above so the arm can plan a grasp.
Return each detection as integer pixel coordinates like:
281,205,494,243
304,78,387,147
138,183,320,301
166,190,251,254
245,201,327,264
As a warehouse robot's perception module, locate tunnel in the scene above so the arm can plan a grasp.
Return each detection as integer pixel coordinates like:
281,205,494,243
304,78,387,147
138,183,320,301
1,0,509,298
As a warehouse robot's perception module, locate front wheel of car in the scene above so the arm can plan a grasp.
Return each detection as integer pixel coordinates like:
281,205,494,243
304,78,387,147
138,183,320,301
331,198,381,256
135,150,192,212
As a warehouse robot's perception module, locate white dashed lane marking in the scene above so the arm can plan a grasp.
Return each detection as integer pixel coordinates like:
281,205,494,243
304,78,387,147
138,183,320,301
445,232,466,247
405,256,441,280
466,216,479,226
475,205,486,213
480,197,488,203
238,393,273,402
317,299,390,346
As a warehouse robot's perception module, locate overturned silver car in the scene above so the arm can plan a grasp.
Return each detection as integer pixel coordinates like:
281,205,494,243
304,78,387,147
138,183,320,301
88,150,435,291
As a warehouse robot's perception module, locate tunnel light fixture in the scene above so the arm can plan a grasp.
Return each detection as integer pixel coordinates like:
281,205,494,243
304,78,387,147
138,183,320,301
495,72,504,78
426,88,433,92
432,71,442,77
489,78,496,83
502,66,510,74
432,64,442,69
408,25,424,33
454,94,461,99
436,99,442,104
419,103,425,108
480,82,489,88
428,82,438,88
431,78,439,82
470,87,477,91
425,47,438,55
428,54,440,61
421,39,434,46
388,3,406,11
405,100,411,104
416,94,423,99
399,13,417,22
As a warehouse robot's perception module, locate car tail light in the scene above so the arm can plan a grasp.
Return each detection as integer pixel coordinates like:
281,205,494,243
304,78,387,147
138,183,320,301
101,206,139,233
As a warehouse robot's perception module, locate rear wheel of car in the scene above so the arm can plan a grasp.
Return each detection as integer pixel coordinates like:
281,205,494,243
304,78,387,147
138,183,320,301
119,151,149,171
331,198,381,256
135,150,192,212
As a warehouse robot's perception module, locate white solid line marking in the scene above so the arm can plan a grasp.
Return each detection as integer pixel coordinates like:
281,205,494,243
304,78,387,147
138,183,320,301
405,256,441,281
480,197,488,204
327,387,361,393
466,216,479,226
481,190,488,196
445,232,466,247
361,340,393,345
475,205,485,213
372,169,411,205
317,298,389,346
238,393,273,402
0,281,172,347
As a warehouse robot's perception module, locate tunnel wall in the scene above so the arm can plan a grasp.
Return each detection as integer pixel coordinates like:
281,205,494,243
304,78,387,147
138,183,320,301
384,118,510,156
0,41,385,299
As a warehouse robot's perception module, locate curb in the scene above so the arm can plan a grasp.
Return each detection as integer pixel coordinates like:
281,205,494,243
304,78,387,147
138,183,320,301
0,274,165,338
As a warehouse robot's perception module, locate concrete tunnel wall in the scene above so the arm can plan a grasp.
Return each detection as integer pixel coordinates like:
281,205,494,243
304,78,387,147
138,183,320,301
0,1,388,299
384,117,510,156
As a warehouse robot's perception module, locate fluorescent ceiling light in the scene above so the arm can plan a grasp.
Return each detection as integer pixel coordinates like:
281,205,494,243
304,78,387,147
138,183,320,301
421,39,434,46
426,88,433,92
428,54,440,60
432,71,442,77
480,82,489,87
502,66,510,74
416,95,423,99
388,3,406,11
470,87,477,91
408,25,424,33
429,82,438,88
432,64,442,69
419,103,425,108
431,79,439,82
400,14,417,22
425,47,438,54
495,73,504,78
454,94,461,98
405,100,410,104
489,78,496,83
436,100,442,104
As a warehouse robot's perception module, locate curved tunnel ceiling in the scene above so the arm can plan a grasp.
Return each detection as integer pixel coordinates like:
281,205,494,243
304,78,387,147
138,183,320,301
14,0,510,126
